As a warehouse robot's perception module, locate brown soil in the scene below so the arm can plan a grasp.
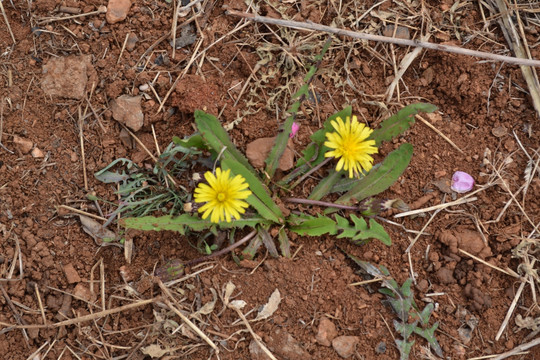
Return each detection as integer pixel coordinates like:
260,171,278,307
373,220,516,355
1,0,539,359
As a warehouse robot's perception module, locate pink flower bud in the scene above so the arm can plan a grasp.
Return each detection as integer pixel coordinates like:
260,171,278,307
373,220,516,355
290,122,300,138
451,171,474,193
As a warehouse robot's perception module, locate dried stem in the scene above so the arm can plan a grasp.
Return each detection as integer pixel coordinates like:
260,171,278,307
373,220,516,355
226,10,540,67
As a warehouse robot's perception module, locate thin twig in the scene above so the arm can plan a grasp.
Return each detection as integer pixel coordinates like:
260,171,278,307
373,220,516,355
416,114,464,154
495,281,525,341
491,336,540,360
37,7,107,24
0,0,16,44
458,249,519,278
226,10,540,67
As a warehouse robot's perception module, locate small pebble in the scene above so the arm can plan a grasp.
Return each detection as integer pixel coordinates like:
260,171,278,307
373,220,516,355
375,341,386,354
139,83,149,91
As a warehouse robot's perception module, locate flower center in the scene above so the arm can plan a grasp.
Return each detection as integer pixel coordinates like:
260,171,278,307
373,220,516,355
217,192,226,202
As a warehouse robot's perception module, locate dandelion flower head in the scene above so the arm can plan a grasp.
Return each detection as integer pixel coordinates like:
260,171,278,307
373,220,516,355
194,168,252,223
324,115,378,178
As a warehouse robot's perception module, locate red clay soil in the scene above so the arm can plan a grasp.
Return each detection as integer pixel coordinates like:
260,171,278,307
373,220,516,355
0,0,539,359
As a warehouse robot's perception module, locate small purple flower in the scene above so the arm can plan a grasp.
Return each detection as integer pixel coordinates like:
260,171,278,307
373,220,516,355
290,122,300,138
451,171,475,193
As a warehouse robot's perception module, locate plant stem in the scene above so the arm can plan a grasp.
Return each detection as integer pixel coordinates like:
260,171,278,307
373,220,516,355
184,229,257,266
284,197,357,210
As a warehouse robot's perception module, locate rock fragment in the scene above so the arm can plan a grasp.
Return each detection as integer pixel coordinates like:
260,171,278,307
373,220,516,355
73,283,93,302
111,95,144,131
13,136,33,154
106,0,131,24
31,147,44,158
63,263,81,284
126,33,138,52
41,55,93,99
332,336,359,358
316,316,338,346
246,137,295,171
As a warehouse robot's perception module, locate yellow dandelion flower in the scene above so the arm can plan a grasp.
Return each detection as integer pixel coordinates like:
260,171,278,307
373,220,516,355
324,115,378,178
194,168,252,223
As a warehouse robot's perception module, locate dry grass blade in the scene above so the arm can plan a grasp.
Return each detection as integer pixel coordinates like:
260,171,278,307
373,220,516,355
495,281,525,341
415,114,464,154
458,249,519,278
490,336,540,360
226,10,540,67
229,304,277,360
489,0,540,118
395,196,478,218
0,298,155,329
0,0,15,44
158,279,219,353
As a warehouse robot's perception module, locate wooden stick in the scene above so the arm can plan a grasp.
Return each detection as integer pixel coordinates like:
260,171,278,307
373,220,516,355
226,10,540,67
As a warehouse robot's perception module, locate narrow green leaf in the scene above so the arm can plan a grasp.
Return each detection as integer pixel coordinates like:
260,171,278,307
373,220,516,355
289,215,337,236
120,214,269,232
369,103,437,146
278,227,291,258
172,134,206,150
194,110,255,171
265,40,332,178
308,170,342,200
336,143,413,205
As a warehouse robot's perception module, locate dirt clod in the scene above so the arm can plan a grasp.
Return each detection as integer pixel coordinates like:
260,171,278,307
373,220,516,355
438,229,492,259
332,336,359,358
13,136,33,154
41,56,94,99
315,316,338,347
62,264,81,284
106,0,131,24
111,95,144,132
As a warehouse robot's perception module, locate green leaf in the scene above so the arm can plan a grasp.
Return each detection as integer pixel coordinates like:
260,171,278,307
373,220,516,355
414,322,442,357
278,227,291,258
194,110,283,222
395,337,415,360
265,40,332,179
172,134,206,150
308,170,342,200
418,303,434,326
335,143,413,205
369,103,437,146
394,320,417,339
120,214,269,233
335,215,391,246
194,110,255,171
289,215,337,236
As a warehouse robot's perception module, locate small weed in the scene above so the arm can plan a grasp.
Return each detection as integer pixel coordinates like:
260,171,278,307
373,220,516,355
349,256,443,359
95,37,436,273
